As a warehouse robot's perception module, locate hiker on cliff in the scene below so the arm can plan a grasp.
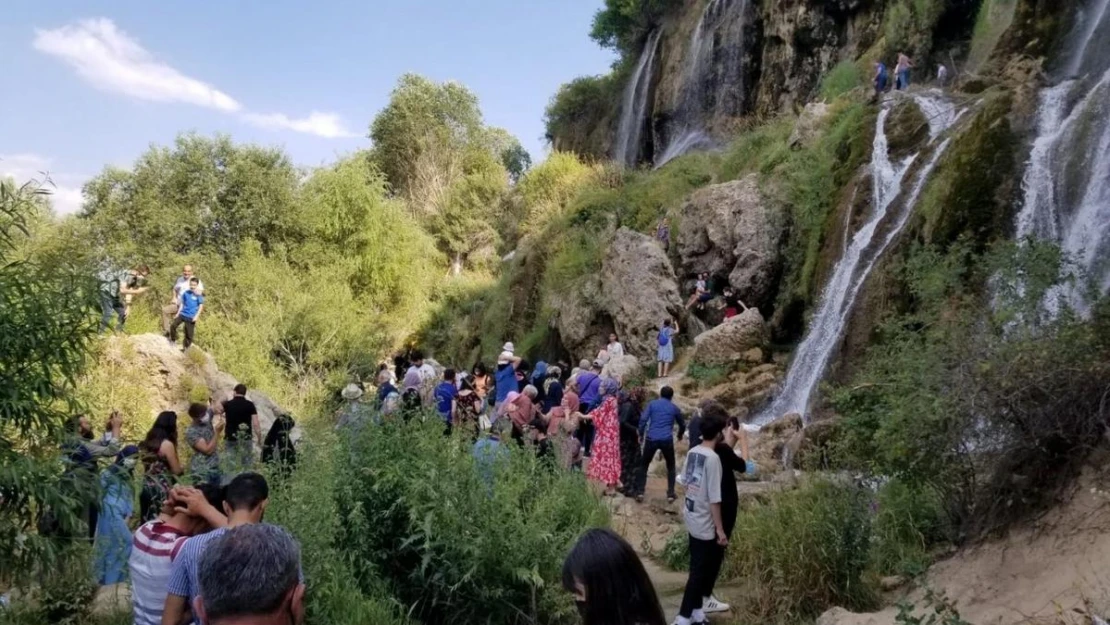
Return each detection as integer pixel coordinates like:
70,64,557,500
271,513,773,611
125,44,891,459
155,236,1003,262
656,218,671,252
656,318,679,378
631,385,686,503
562,528,667,625
162,265,204,335
895,52,914,90
685,273,712,310
168,277,204,350
97,264,150,333
874,60,889,97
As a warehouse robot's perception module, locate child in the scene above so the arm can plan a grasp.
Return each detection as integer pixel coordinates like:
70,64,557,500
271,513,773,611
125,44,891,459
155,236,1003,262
675,411,728,625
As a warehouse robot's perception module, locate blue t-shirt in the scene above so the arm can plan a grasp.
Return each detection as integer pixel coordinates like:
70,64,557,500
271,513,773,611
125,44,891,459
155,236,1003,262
639,398,686,442
179,290,205,319
495,364,516,403
434,381,458,421
577,372,601,407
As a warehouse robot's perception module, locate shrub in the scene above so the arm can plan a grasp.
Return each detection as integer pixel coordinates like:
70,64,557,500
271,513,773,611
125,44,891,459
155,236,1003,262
820,61,866,100
722,479,877,621
334,417,609,625
871,479,948,577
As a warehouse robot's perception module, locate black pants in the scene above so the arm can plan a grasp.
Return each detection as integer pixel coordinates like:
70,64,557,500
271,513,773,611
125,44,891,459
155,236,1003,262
578,418,596,456
168,315,196,349
635,439,676,497
680,536,726,618
705,504,738,597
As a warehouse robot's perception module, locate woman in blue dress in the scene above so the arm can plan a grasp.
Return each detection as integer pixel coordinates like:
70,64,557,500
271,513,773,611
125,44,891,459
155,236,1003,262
93,445,139,585
656,318,679,378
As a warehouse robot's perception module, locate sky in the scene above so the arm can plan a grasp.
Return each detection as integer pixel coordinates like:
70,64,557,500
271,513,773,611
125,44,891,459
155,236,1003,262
0,1,616,215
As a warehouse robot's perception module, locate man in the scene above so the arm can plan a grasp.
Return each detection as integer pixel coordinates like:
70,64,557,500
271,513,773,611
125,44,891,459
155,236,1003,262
575,360,604,457
168,278,205,350
98,265,150,333
685,273,711,310
697,403,749,615
130,485,226,625
874,60,889,97
434,369,459,434
223,385,260,470
194,524,306,625
163,473,269,625
162,265,204,335
493,350,522,414
674,412,728,625
721,287,748,321
632,386,687,503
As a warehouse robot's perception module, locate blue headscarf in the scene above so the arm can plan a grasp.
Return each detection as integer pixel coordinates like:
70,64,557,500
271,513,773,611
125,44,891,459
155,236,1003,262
530,361,548,386
599,377,621,398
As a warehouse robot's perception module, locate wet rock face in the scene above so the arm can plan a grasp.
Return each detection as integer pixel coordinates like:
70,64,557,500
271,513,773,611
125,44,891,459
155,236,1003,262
676,176,785,309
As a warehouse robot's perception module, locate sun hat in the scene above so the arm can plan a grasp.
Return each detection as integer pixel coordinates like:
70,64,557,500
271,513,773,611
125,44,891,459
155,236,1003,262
497,351,513,365
502,342,515,354
341,384,364,401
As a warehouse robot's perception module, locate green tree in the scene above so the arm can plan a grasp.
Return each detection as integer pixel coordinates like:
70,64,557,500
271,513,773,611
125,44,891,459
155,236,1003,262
589,0,678,53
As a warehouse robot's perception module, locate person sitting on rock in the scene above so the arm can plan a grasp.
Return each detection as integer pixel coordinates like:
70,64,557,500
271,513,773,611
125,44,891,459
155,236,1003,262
685,273,712,310
722,287,749,321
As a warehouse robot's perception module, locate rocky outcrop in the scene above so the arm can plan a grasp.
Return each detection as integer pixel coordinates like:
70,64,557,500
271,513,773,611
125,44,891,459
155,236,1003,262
602,354,644,384
788,101,832,148
676,176,784,309
550,274,609,364
690,308,769,368
601,227,686,363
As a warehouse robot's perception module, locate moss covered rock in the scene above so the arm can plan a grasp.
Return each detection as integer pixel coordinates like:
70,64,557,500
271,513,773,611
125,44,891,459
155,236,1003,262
885,97,930,160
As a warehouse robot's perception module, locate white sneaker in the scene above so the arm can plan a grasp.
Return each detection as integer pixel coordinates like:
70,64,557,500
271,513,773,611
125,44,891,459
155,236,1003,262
702,595,731,613
671,617,691,625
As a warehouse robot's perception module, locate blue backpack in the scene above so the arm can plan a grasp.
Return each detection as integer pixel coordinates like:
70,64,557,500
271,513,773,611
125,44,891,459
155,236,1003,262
658,328,670,346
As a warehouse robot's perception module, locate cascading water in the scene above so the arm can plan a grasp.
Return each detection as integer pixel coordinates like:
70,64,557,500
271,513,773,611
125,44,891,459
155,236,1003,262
1014,0,1110,313
655,0,749,167
613,30,664,167
756,93,961,424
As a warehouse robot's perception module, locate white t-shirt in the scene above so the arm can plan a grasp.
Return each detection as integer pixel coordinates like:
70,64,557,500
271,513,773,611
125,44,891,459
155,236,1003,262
173,276,205,298
607,342,625,359
682,445,723,541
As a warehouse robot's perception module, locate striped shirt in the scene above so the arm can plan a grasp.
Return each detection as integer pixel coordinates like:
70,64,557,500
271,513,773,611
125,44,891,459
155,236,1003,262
166,527,229,624
129,521,192,625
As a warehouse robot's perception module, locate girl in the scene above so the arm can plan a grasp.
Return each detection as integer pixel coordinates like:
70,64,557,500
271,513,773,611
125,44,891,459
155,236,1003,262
562,528,666,625
185,402,223,486
657,319,679,378
94,445,140,585
584,378,622,495
139,411,183,521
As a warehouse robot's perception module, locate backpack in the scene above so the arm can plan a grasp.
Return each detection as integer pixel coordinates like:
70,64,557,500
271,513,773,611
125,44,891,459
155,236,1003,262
658,329,670,346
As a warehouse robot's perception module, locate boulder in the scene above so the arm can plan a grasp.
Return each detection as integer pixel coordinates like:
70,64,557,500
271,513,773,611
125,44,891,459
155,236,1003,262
788,101,832,148
602,354,644,384
676,176,784,309
600,227,686,364
746,412,804,476
690,308,769,368
548,274,608,362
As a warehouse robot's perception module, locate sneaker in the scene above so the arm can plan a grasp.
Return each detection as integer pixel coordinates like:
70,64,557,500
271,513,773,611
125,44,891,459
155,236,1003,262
702,596,731,613
636,494,644,503
667,495,677,504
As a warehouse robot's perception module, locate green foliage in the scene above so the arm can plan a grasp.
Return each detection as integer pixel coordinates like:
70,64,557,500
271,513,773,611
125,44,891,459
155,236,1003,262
967,0,1018,72
820,61,866,100
884,0,944,60
543,73,624,160
589,0,678,53
896,589,972,625
335,418,608,624
516,152,596,237
660,528,689,571
685,363,729,387
871,480,947,577
723,478,878,621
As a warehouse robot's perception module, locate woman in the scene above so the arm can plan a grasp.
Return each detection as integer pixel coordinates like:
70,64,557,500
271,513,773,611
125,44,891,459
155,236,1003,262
895,52,914,90
530,361,549,406
185,402,223,486
547,391,580,437
509,385,540,445
376,369,398,409
562,528,666,625
262,412,298,476
657,318,679,378
543,366,565,413
139,411,183,521
455,377,484,440
94,445,140,585
472,362,491,407
617,388,645,492
584,378,622,495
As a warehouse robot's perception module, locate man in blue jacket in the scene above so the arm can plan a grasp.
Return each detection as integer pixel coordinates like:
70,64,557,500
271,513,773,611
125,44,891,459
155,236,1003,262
631,386,686,503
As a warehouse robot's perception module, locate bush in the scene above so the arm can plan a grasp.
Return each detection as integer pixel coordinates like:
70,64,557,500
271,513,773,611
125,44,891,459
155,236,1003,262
723,479,877,621
820,61,866,100
334,417,608,625
871,480,948,577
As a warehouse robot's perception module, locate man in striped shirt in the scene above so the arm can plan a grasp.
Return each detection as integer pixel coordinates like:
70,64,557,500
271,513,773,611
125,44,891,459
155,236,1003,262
130,484,226,625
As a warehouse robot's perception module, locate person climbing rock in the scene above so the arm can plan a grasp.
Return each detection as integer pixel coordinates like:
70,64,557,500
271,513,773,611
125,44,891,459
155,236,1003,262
162,264,204,335
874,60,889,97
97,264,150,333
685,273,711,310
722,287,748,321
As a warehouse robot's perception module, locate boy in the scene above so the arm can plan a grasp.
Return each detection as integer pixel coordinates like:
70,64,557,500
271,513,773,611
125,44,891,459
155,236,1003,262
168,277,204,350
675,411,728,625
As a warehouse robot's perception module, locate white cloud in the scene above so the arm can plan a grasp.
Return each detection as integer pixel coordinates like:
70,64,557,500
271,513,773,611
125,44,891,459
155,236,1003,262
33,18,240,112
241,111,359,139
33,18,358,139
1,153,88,215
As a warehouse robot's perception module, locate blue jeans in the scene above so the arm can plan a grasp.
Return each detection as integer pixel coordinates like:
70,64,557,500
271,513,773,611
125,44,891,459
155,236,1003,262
99,293,126,333
896,69,910,90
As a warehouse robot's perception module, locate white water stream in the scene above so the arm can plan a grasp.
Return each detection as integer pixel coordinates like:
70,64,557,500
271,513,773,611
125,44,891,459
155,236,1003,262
613,30,664,167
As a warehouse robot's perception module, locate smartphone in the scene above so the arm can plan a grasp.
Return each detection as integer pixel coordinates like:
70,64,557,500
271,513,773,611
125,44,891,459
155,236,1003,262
727,417,740,430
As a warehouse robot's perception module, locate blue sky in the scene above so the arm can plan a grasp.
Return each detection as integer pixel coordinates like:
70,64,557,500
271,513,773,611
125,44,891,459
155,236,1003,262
0,1,615,214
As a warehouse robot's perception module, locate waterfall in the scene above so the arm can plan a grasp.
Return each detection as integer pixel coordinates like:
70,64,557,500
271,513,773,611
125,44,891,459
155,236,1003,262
756,93,961,424
613,30,664,167
1014,0,1110,313
655,0,749,167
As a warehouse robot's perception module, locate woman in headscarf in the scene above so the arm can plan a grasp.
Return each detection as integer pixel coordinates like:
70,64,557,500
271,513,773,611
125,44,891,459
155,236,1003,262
546,390,579,436
94,445,139,585
618,387,646,493
543,366,564,413
508,385,540,445
584,378,622,495
530,361,549,406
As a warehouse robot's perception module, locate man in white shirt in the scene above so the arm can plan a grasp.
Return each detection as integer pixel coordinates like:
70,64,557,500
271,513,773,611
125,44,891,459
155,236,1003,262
162,265,204,335
675,411,728,625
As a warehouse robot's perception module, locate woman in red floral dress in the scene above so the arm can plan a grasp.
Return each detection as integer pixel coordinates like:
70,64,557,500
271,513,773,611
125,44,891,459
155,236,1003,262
585,378,622,495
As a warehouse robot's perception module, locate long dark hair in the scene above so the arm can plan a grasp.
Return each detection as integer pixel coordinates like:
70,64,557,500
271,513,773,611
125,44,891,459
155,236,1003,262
562,528,666,625
142,411,178,455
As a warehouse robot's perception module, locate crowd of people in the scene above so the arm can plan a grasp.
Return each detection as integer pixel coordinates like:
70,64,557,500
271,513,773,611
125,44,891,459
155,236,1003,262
873,52,951,97
97,263,208,351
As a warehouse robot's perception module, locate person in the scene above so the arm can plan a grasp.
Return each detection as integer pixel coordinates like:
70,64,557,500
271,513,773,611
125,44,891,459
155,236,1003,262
94,445,140,585
562,528,667,625
402,350,428,409
163,472,271,625
937,63,949,86
722,287,748,321
418,356,438,404
575,361,604,456
162,265,205,335
167,277,205,350
54,413,122,540
494,350,522,414
509,385,540,445
555,413,584,471
656,218,671,251
874,60,889,96
336,384,371,431
617,388,644,493
261,412,297,475
434,369,460,434
529,361,549,405
185,402,223,486
472,362,492,408
473,419,512,489
675,411,729,625
685,273,711,310
657,319,679,378
547,390,580,436
606,333,626,361
455,377,484,440
631,386,687,503
543,366,565,413
584,378,622,495
139,411,183,522
530,416,555,464
98,264,150,333
194,524,306,625
896,52,914,90
697,404,749,614
224,384,260,471
375,369,399,412
130,485,226,625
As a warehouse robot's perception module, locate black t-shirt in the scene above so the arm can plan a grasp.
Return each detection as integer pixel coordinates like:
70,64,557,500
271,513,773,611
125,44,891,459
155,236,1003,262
715,441,746,535
724,293,740,309
224,396,257,442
